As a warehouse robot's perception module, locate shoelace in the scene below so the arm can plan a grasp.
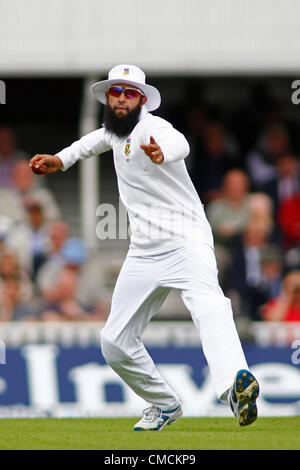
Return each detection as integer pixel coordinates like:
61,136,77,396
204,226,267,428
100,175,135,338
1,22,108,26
142,406,162,421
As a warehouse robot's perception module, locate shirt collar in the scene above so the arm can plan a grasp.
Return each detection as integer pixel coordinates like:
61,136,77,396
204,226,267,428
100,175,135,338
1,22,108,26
139,105,149,121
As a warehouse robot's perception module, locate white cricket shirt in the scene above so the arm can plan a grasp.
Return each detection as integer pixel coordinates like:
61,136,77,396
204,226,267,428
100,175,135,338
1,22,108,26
56,107,214,255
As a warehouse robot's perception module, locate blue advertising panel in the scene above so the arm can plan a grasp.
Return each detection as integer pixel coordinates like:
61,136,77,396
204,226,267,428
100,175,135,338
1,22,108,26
0,339,299,417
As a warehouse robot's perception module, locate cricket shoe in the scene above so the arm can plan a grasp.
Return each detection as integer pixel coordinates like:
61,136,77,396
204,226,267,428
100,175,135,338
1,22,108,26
229,369,259,426
133,404,183,431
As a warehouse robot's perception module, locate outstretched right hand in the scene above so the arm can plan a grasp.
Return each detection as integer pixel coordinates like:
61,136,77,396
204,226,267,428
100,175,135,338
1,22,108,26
29,154,63,175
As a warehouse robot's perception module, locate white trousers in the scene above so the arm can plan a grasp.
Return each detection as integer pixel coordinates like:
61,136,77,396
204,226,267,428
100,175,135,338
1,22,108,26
100,242,248,409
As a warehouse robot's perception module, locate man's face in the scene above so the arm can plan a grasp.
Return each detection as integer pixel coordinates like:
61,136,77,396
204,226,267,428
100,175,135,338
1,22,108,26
105,82,147,117
103,83,147,138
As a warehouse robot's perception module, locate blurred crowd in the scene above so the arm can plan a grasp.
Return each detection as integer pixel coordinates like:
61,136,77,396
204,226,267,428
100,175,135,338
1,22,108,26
0,126,108,322
0,81,300,323
177,86,300,322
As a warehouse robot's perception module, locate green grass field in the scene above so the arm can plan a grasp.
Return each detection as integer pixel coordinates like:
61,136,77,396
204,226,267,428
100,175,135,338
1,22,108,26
0,417,299,450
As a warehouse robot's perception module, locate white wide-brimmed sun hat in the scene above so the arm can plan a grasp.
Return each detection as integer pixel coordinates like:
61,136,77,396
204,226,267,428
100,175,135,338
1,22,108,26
91,64,161,112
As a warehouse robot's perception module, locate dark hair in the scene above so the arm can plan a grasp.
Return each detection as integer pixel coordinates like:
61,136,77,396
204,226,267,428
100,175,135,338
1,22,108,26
103,97,143,138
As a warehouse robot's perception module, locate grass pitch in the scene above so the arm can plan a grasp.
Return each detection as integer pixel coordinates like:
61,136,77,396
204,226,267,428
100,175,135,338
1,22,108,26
0,417,299,450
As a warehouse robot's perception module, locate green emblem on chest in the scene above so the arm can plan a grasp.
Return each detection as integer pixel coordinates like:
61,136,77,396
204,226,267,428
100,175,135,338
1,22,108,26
124,138,131,156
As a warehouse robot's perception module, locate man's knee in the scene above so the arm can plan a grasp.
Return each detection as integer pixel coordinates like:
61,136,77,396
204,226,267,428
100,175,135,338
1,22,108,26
190,295,234,329
100,331,129,365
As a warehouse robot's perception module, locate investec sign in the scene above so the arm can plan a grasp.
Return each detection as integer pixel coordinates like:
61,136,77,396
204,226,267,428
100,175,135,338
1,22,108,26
0,81,6,104
0,343,300,417
0,323,300,417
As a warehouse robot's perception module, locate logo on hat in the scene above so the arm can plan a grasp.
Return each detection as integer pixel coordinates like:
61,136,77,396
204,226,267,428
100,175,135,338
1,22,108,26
124,68,129,75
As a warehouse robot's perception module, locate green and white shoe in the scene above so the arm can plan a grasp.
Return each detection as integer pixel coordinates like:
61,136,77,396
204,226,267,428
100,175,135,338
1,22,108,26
134,404,183,431
229,369,260,426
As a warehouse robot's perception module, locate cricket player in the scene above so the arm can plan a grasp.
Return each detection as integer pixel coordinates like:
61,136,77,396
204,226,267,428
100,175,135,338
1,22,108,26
29,64,259,431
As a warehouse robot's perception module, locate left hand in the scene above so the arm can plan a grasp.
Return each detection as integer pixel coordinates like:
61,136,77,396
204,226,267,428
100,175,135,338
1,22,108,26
140,136,164,164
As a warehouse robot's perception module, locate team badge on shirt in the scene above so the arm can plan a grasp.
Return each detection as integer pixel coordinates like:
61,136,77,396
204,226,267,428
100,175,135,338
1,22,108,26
124,138,131,161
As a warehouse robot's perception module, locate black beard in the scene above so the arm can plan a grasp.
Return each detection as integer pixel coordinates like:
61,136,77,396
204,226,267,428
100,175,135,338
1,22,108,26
103,100,142,138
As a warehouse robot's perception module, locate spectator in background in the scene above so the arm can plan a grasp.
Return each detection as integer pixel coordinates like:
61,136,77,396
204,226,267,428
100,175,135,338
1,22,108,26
0,187,25,224
284,247,300,272
4,212,68,279
0,278,35,321
277,191,300,249
230,220,272,320
0,126,27,189
0,216,14,256
263,270,300,322
194,121,241,203
231,244,283,322
246,123,290,189
24,197,50,278
12,160,62,222
37,238,108,321
39,267,95,322
248,192,279,244
6,196,51,280
206,169,251,248
47,220,70,261
263,154,300,212
37,237,108,318
37,237,88,303
259,245,283,303
0,159,62,228
0,251,33,302
0,251,35,321
206,170,251,291
248,192,274,227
